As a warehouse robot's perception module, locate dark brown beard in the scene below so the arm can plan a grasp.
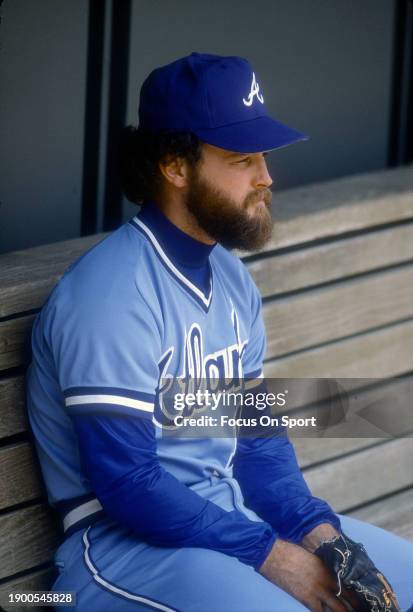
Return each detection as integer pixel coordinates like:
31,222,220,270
185,171,273,251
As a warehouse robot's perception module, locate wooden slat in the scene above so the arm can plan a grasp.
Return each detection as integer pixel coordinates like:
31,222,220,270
264,319,413,378
0,234,106,318
294,438,374,468
347,487,413,542
0,314,34,371
0,504,60,580
0,376,27,439
248,222,413,298
304,438,413,512
263,263,413,358
0,568,56,612
268,367,413,426
0,443,43,510
292,375,413,466
259,164,413,250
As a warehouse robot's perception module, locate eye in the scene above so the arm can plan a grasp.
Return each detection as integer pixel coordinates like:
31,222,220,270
233,157,251,165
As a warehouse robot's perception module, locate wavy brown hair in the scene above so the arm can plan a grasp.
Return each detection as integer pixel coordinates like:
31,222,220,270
119,127,203,204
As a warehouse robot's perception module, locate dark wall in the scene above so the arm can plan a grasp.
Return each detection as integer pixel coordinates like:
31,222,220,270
0,0,401,253
0,0,88,254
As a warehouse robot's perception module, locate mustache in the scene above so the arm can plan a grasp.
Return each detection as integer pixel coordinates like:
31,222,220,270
245,188,273,207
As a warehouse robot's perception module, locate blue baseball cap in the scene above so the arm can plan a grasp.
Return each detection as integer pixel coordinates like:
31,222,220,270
138,52,308,154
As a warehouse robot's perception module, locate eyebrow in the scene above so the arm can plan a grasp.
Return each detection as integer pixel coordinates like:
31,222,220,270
223,152,246,159
224,151,269,159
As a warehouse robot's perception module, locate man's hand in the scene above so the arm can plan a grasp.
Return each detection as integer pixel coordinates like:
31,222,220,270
259,537,354,611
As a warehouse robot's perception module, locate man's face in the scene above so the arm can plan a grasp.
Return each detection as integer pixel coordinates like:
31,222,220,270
185,143,273,251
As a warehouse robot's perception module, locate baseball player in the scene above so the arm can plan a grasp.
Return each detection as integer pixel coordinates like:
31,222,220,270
27,53,413,611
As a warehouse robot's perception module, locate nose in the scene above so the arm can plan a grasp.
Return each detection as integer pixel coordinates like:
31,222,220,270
254,156,273,189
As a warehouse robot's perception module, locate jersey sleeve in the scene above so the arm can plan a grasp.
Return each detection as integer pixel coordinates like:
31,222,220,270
48,277,161,420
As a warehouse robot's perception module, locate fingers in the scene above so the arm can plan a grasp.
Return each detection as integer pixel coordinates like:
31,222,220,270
340,588,359,610
338,596,356,611
321,591,348,612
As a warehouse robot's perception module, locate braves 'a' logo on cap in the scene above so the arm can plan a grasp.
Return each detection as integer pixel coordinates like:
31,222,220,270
243,72,264,107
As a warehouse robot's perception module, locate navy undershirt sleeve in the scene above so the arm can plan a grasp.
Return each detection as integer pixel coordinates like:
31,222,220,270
72,413,277,570
233,396,341,544
238,273,341,543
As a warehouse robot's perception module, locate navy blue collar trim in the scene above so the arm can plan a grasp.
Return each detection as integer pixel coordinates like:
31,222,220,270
129,214,214,313
138,203,215,268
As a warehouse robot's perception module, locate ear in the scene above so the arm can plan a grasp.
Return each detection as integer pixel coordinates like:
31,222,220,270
159,155,189,189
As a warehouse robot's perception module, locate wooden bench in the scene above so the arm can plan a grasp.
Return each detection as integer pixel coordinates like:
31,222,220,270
1,165,413,608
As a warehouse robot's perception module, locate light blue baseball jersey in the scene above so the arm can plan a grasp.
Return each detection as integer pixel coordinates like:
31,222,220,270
27,203,339,571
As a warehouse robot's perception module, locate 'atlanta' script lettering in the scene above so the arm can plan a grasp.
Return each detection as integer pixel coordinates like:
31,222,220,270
156,308,247,423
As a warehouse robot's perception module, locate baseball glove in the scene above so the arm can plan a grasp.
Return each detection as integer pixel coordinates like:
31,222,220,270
314,532,400,611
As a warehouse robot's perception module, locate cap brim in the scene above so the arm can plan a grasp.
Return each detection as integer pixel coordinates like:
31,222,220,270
193,115,308,154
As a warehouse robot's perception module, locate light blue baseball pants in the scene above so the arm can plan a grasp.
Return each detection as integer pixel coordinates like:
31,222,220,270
52,513,413,611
